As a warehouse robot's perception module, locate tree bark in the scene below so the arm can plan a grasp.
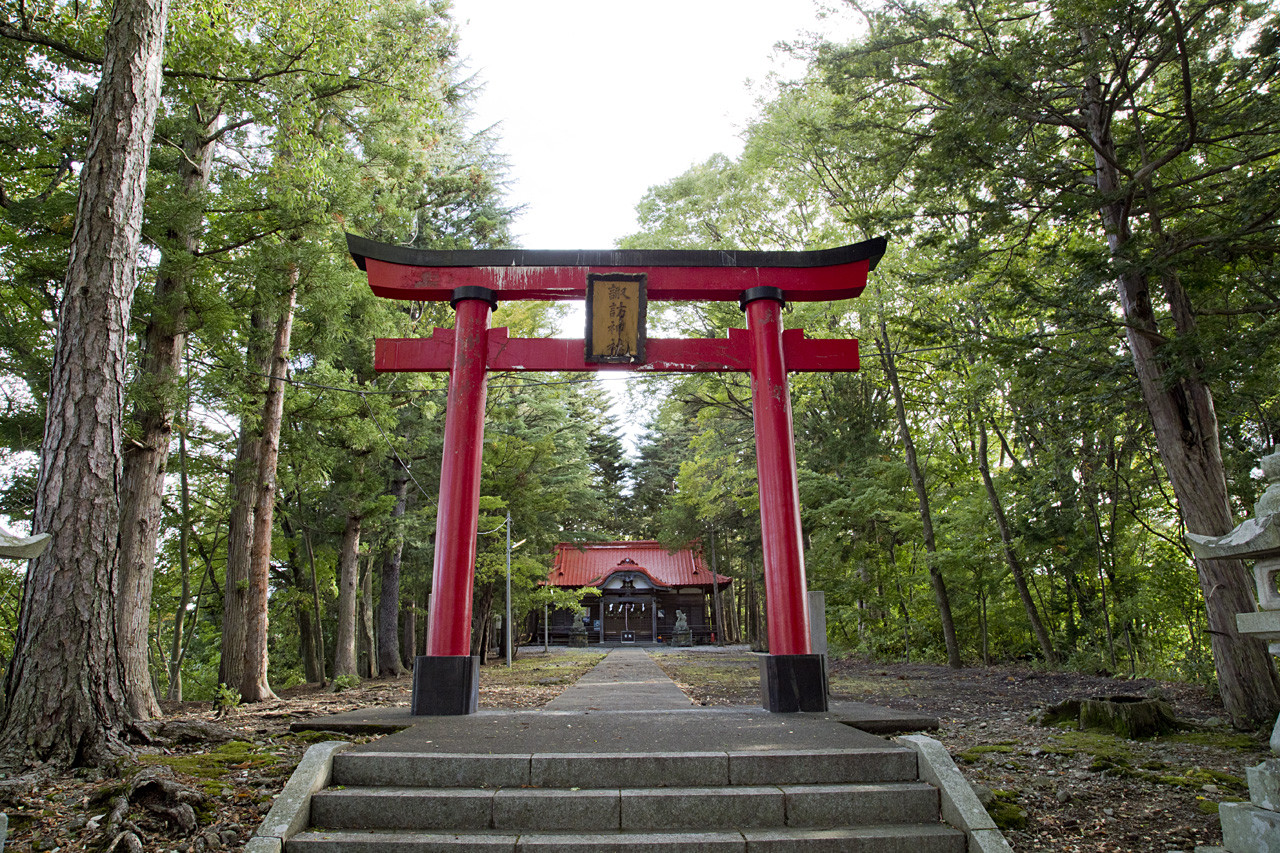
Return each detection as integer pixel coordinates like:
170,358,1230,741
403,600,418,664
218,309,271,692
280,510,320,684
117,105,217,721
1081,56,1280,726
877,317,961,668
305,531,327,687
377,462,410,676
332,511,362,679
359,551,376,678
166,417,193,701
976,415,1058,664
237,281,297,702
0,0,168,767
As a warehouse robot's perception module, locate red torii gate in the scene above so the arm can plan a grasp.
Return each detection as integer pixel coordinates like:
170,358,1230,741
347,234,886,714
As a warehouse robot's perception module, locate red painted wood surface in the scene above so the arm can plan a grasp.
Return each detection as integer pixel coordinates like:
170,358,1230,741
375,327,858,373
425,297,492,657
352,234,885,676
362,258,874,303
745,296,813,656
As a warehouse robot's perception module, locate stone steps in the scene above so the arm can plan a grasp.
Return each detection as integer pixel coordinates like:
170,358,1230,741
287,825,965,852
283,748,966,853
310,782,942,831
327,747,920,788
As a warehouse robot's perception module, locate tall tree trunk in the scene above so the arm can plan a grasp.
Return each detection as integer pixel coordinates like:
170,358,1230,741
281,511,320,684
332,511,362,679
377,462,410,676
709,528,725,644
1082,57,1280,726
877,317,961,668
236,280,296,702
403,600,418,665
305,531,327,687
166,415,193,701
219,309,271,692
0,0,168,767
359,551,376,678
117,106,217,721
975,415,1058,664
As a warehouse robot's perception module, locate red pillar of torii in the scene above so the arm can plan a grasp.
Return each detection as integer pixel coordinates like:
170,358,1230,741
348,235,886,714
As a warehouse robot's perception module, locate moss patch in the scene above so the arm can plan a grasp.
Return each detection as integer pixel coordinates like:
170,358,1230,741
1167,730,1265,752
1199,797,1247,814
1049,729,1135,761
1155,767,1247,792
1048,729,1248,792
987,791,1028,830
138,740,281,796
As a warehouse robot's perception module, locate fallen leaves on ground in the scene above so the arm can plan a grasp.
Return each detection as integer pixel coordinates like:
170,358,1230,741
652,649,1266,852
0,648,1262,852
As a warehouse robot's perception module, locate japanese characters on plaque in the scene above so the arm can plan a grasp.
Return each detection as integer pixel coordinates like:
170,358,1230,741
585,273,647,364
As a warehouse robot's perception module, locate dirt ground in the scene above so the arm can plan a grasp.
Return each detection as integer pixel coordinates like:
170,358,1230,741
652,648,1268,852
0,647,1266,852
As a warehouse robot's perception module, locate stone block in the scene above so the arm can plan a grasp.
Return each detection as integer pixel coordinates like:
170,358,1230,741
620,785,784,829
809,591,828,657
253,740,349,843
515,832,747,851
1256,558,1280,610
493,787,620,830
728,748,916,785
897,735,1001,837
1250,759,1280,812
332,752,531,788
760,654,828,713
310,787,495,830
287,829,519,851
530,752,728,788
1237,610,1280,640
969,827,1017,853
740,825,964,852
1220,801,1280,853
412,655,479,715
780,782,937,827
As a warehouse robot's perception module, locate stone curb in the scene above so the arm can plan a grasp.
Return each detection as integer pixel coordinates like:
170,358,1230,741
245,740,351,853
897,734,1014,853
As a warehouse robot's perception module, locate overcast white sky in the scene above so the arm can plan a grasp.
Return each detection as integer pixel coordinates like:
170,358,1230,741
449,0,863,250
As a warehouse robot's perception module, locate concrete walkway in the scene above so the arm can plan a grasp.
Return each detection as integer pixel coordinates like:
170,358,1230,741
544,648,693,711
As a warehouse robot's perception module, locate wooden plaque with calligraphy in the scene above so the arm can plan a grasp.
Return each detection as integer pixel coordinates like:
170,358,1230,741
585,273,647,364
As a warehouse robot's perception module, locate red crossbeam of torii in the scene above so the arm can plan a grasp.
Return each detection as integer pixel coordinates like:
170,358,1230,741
348,233,887,714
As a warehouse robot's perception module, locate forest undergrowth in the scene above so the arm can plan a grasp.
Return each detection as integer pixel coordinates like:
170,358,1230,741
0,647,1266,852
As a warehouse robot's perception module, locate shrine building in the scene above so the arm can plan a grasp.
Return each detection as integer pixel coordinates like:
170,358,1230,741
540,541,731,645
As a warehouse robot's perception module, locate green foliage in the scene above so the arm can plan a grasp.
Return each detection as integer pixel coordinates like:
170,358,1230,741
611,0,1280,682
329,674,360,693
2,0,1276,705
213,683,241,713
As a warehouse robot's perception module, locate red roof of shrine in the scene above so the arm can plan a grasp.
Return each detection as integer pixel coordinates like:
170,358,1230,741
548,541,730,590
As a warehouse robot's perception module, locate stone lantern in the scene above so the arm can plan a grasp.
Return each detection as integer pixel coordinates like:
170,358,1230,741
1187,451,1280,853
0,526,50,559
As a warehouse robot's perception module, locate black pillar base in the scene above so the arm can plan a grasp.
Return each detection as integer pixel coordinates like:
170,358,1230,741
412,655,479,715
760,654,829,713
